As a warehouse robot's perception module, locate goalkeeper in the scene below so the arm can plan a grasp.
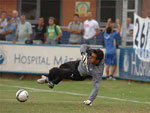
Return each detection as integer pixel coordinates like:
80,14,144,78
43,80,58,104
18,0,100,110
37,44,104,106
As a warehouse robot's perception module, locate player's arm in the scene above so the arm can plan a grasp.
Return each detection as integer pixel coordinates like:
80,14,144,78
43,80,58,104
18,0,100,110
13,34,18,43
84,61,104,105
13,27,19,43
27,23,32,40
91,21,100,39
73,22,83,34
80,44,92,66
116,19,121,33
80,44,92,55
54,26,62,40
83,73,102,106
105,18,112,32
2,29,13,35
92,27,100,39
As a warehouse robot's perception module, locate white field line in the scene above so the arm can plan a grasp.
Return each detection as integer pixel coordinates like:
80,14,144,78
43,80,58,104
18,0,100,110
0,84,150,105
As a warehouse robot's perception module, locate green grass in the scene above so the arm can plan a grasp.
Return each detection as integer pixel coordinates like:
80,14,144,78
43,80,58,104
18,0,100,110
0,78,150,113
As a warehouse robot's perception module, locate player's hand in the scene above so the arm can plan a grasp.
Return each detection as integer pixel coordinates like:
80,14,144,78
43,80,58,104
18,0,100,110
116,19,120,25
107,18,112,23
81,53,87,66
83,100,92,106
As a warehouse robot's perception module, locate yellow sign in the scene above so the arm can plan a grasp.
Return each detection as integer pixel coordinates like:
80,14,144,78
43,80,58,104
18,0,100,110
75,2,90,16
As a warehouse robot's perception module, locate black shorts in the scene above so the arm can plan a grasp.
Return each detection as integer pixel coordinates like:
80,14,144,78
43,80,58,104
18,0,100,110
59,60,86,81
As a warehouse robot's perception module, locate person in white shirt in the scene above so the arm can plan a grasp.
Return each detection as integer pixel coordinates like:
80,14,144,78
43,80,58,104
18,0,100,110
83,12,100,45
120,17,133,42
126,17,133,37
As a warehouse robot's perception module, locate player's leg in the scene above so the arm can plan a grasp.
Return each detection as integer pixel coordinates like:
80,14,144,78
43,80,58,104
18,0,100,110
109,65,117,80
110,65,116,75
105,53,111,80
48,67,74,88
60,60,86,81
37,75,49,84
109,52,117,80
37,67,62,85
105,65,110,80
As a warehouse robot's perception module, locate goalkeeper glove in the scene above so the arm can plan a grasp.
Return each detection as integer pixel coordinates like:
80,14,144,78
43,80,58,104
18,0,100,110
81,53,88,66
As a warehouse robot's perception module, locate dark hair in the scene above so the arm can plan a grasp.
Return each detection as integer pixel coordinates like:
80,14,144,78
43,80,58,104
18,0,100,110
106,27,112,34
73,14,79,17
49,17,56,23
92,49,104,61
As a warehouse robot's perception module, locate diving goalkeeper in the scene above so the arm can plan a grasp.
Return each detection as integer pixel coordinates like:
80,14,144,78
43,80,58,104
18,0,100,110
37,44,104,106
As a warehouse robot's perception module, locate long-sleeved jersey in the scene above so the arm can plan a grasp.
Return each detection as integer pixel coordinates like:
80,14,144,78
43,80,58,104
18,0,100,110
78,44,104,101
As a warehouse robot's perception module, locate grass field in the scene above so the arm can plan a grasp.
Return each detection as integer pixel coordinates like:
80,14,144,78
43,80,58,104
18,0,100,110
0,78,150,113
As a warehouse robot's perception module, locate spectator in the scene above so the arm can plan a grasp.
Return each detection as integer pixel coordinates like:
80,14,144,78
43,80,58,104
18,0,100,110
2,16,16,41
121,17,133,44
104,18,121,80
11,10,20,27
126,28,133,46
126,17,133,37
0,11,7,40
46,17,62,45
67,14,83,44
83,12,100,45
33,17,47,44
13,15,32,43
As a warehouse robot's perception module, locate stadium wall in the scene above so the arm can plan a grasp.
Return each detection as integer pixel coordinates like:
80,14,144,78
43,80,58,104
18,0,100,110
62,0,97,26
0,0,150,26
0,43,149,82
141,0,150,18
0,0,17,16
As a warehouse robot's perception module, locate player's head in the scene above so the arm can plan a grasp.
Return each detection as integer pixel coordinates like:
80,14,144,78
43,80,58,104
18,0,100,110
48,17,56,25
90,49,104,65
1,11,7,19
106,26,112,34
20,15,26,23
38,17,44,25
12,10,18,18
73,14,79,22
7,16,12,25
127,17,132,25
87,12,92,20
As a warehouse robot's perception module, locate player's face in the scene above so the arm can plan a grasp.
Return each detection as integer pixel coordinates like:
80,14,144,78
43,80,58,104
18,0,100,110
12,11,18,18
7,20,11,25
90,53,97,64
1,13,6,19
38,18,44,25
87,12,92,20
49,19,54,25
73,16,79,22
20,16,26,23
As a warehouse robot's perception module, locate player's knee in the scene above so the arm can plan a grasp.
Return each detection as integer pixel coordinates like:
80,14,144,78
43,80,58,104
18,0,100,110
49,67,59,74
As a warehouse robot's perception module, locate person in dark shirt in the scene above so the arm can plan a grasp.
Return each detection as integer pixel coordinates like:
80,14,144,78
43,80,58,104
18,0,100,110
34,17,47,44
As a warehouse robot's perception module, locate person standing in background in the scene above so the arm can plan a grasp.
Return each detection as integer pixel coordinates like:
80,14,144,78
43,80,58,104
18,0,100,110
11,10,20,27
34,17,47,44
13,15,32,43
45,17,62,45
2,16,16,41
83,12,100,45
67,14,83,44
104,18,121,80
